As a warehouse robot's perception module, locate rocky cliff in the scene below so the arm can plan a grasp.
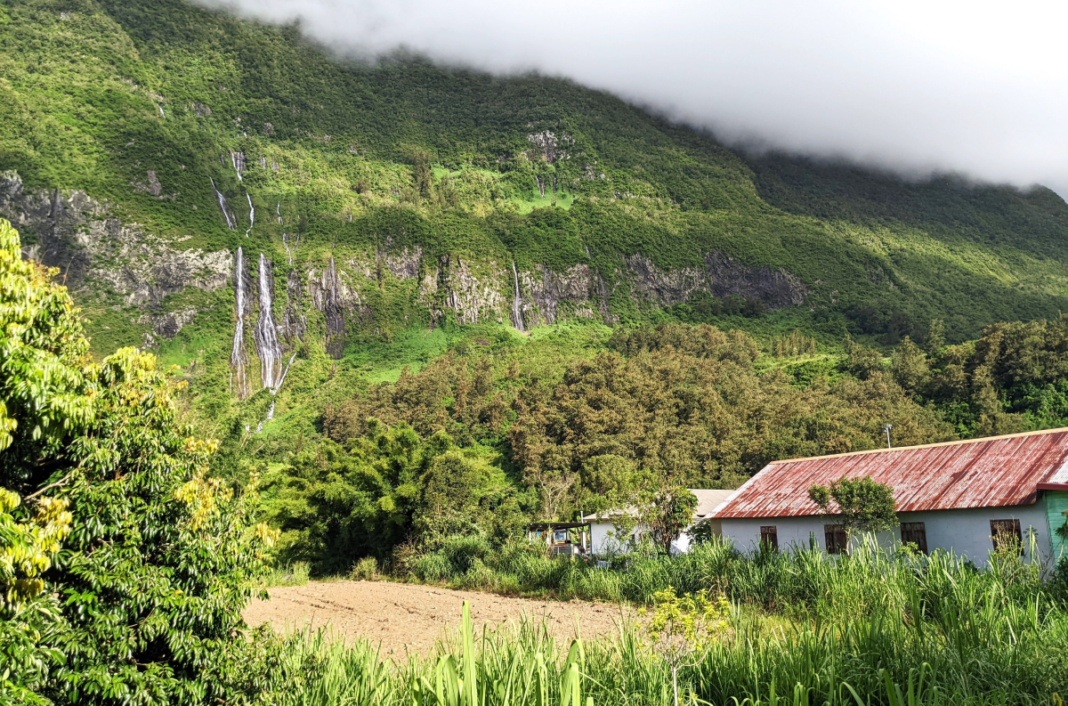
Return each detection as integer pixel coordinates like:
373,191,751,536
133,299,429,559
0,168,812,396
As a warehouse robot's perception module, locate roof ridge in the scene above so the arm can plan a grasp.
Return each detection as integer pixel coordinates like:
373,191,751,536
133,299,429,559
768,426,1068,465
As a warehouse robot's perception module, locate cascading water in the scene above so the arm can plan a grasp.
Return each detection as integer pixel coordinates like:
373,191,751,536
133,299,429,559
276,202,283,225
230,151,244,182
211,178,235,230
282,233,292,265
245,193,255,238
229,247,249,398
255,254,284,390
511,261,526,332
253,254,299,432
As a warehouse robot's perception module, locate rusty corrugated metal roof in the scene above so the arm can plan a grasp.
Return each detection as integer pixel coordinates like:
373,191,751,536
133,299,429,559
712,428,1068,519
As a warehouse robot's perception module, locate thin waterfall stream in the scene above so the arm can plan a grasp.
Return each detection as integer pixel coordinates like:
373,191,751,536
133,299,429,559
255,254,284,390
245,193,254,238
229,247,249,398
211,178,235,230
511,261,525,332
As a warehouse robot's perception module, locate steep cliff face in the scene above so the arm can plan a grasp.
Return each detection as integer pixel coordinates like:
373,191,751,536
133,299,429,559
519,264,613,326
308,257,366,358
0,177,813,400
625,253,808,311
0,171,231,337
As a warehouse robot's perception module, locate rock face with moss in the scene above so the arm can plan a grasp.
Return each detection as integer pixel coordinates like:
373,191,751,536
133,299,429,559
0,171,231,314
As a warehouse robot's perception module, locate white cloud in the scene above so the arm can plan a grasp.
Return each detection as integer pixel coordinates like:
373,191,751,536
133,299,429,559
194,0,1068,198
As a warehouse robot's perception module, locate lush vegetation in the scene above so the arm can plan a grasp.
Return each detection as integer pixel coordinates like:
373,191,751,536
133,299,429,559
3,0,1068,360
256,539,1068,706
5,0,1068,701
0,123,1066,704
0,218,276,703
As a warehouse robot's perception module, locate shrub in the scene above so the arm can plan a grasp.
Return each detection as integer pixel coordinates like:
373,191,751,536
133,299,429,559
351,557,379,581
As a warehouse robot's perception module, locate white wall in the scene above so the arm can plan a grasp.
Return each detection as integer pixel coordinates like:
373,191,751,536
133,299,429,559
589,521,640,555
589,521,699,555
720,500,1055,569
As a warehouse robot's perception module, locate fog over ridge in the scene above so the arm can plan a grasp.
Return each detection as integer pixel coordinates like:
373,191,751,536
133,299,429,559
192,0,1068,199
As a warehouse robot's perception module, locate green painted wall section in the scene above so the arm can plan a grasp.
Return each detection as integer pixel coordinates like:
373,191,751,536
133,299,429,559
1046,492,1068,564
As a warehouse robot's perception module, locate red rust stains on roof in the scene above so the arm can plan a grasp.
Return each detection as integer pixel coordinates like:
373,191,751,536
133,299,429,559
713,428,1068,519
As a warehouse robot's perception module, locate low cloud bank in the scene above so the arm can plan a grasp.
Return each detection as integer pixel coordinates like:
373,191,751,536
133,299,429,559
194,0,1068,198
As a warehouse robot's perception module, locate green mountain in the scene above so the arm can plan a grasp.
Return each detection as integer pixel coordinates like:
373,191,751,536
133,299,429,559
3,0,1068,435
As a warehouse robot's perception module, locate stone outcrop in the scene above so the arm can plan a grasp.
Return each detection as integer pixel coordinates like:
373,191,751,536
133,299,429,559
383,246,422,280
519,264,613,326
429,254,508,326
625,253,807,311
281,269,306,346
0,171,231,306
140,307,199,348
308,256,367,358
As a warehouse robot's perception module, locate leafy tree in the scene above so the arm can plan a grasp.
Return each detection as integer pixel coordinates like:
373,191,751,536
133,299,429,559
842,337,883,380
808,476,899,542
0,488,71,704
262,419,523,571
637,485,698,554
0,220,276,704
891,336,930,393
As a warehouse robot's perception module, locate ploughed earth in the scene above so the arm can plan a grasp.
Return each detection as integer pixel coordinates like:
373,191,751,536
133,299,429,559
244,580,633,658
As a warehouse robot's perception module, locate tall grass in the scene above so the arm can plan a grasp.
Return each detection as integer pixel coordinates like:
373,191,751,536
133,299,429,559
263,538,1068,705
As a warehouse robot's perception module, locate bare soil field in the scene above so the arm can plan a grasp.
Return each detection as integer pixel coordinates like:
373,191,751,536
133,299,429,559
244,580,633,658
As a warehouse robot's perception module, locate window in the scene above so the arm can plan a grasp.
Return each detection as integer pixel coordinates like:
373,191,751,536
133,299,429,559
760,526,778,551
825,524,848,555
900,522,928,554
990,519,1023,554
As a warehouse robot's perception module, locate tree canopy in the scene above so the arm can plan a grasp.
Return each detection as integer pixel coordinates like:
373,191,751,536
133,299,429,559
0,219,275,705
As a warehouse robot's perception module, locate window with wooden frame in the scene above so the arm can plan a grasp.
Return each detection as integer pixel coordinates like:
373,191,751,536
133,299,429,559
824,524,848,555
990,519,1023,554
900,522,928,554
760,526,778,551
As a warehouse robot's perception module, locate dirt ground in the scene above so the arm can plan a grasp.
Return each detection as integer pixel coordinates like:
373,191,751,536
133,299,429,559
244,580,633,658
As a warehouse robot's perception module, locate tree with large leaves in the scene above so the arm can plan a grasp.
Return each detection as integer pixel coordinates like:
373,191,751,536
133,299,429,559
0,219,276,705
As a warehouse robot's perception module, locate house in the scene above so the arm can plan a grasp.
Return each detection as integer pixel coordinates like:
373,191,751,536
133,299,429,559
526,522,591,557
582,489,736,555
710,428,1068,567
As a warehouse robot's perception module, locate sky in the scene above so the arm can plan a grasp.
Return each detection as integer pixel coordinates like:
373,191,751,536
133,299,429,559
194,0,1068,199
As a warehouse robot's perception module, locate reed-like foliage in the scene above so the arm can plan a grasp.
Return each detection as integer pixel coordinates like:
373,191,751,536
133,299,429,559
263,539,1068,705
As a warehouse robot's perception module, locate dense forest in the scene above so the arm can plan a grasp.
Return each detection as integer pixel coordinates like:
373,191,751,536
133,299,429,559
241,315,1068,572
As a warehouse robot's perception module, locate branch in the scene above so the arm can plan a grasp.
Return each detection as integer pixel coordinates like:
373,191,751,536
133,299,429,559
24,472,74,501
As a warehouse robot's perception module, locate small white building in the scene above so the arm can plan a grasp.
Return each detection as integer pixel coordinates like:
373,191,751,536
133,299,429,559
582,489,736,556
710,429,1068,568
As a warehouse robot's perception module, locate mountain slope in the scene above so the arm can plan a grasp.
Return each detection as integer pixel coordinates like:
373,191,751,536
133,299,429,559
2,0,1068,429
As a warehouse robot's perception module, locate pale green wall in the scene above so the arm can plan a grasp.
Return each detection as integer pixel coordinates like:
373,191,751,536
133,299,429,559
1046,491,1068,564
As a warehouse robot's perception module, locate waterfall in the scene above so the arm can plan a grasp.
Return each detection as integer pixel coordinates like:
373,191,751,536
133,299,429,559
511,261,526,332
276,202,282,225
230,151,244,182
211,178,235,230
245,193,254,238
282,233,292,265
230,247,249,398
255,254,284,390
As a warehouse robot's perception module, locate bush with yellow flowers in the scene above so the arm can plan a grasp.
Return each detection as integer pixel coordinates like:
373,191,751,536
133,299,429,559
639,586,731,706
